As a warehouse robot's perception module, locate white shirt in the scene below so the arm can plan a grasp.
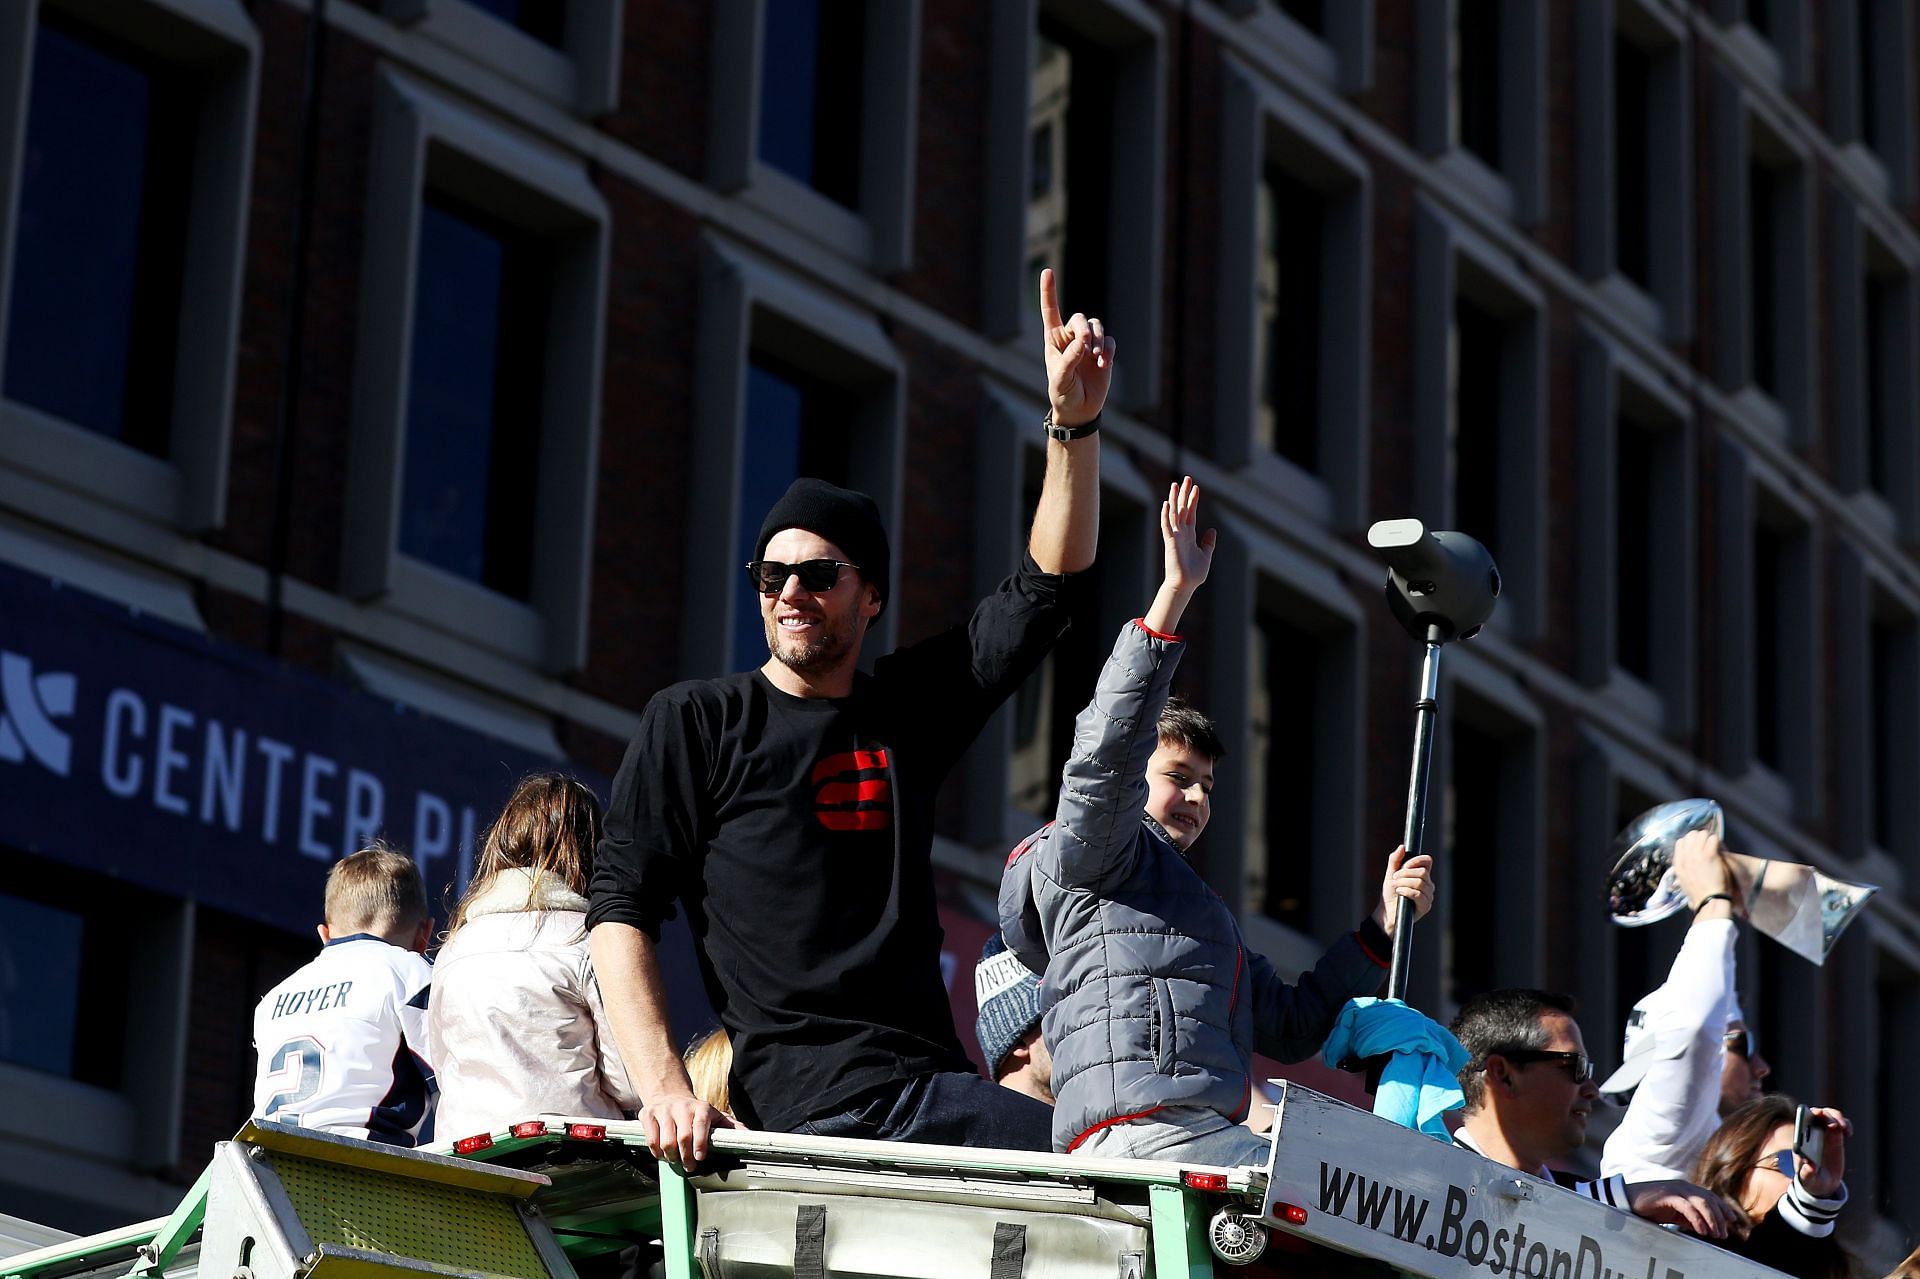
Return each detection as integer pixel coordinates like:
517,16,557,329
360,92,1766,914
252,935,436,1145
1600,918,1737,1182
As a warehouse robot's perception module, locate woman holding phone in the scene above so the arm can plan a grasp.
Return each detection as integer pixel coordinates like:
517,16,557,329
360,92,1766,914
1691,1095,1852,1279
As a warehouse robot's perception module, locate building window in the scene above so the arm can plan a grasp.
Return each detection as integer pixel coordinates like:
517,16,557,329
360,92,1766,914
1876,963,1920,1220
1574,2,1689,335
1748,498,1812,787
1247,613,1318,932
1236,570,1361,942
1438,694,1540,1014
1216,66,1371,524
1417,0,1544,221
711,0,919,270
1414,204,1544,636
985,0,1162,405
0,893,86,1079
0,0,256,533
730,358,858,671
1029,19,1117,328
1256,169,1324,471
463,0,565,47
1718,99,1811,438
344,72,608,674
1868,600,1918,863
1575,333,1694,732
4,17,190,456
1453,0,1501,170
398,197,547,602
1612,33,1652,291
1748,161,1783,401
758,0,864,208
1007,478,1151,822
1026,33,1072,305
1863,257,1916,516
1613,418,1659,683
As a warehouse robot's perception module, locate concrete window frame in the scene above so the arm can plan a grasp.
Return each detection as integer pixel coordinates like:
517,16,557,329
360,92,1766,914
1574,323,1698,739
1823,0,1916,204
378,0,623,119
1216,0,1373,94
1572,0,1692,341
343,69,609,675
1831,544,1920,888
681,236,905,683
1422,650,1545,1019
1411,197,1547,640
1200,512,1365,978
1829,193,1920,540
1413,0,1546,226
707,0,922,275
1712,77,1816,448
0,0,257,538
981,0,1165,411
1711,0,1810,95
1711,440,1821,820
1215,59,1371,530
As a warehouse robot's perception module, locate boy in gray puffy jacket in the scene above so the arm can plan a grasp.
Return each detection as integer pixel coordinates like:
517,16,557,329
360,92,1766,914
999,477,1435,1163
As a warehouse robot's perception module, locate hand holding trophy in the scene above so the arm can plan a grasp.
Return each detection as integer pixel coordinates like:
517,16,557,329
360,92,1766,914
1606,798,1878,964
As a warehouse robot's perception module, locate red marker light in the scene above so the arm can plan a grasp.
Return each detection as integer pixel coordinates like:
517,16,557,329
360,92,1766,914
567,1124,607,1141
1277,1203,1309,1226
454,1133,494,1154
511,1121,549,1139
1182,1171,1230,1193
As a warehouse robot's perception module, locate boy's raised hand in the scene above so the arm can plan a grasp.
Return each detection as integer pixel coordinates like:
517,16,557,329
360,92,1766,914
1162,475,1216,593
1144,476,1217,637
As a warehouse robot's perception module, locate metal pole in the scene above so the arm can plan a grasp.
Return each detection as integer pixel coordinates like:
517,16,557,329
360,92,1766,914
1387,624,1446,1002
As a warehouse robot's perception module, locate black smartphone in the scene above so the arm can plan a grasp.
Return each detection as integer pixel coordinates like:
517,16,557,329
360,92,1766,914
1793,1104,1826,1169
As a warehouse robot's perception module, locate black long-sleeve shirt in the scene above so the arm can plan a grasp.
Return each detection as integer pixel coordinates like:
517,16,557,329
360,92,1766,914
588,555,1070,1131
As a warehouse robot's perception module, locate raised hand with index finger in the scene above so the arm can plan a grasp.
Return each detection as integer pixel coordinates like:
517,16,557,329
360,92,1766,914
1039,267,1116,428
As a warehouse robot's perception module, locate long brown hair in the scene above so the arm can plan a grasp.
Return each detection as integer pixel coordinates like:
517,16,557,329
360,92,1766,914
1691,1094,1801,1242
446,772,603,935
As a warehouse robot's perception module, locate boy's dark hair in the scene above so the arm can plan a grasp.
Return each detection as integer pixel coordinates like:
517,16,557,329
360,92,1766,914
1449,988,1580,1112
1157,696,1226,761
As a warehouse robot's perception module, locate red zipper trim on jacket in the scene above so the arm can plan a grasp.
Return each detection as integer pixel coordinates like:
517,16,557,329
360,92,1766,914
1067,1105,1167,1153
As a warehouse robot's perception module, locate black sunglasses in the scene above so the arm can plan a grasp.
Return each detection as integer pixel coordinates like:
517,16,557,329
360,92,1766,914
1489,1048,1595,1084
1724,1028,1757,1059
745,559,859,594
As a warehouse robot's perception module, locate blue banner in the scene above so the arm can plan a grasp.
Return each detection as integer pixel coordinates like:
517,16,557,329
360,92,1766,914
0,563,580,936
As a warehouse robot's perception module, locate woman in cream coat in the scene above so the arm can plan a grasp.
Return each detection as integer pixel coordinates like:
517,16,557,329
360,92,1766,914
428,773,640,1141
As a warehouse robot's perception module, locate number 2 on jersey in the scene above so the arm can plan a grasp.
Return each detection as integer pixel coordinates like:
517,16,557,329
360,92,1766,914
263,1036,324,1122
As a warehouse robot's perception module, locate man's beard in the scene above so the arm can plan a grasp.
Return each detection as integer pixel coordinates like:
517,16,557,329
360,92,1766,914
765,609,860,675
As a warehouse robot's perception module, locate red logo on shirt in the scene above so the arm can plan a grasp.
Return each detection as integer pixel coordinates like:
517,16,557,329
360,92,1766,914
811,748,892,832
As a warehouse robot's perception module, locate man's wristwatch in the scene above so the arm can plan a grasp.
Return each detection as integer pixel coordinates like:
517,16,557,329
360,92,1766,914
1044,407,1101,442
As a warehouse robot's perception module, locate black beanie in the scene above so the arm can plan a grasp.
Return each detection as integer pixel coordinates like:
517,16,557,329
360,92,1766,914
753,478,890,612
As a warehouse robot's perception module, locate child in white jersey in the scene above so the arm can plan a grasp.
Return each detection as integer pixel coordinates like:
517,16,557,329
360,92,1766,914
252,844,436,1145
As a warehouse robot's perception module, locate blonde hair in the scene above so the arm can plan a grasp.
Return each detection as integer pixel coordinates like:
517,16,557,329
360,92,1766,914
447,772,603,936
684,1027,734,1119
325,843,428,934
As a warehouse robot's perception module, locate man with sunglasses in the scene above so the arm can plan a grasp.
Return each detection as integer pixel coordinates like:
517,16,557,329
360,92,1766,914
1450,989,1734,1238
588,269,1113,1165
1600,829,1772,1185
